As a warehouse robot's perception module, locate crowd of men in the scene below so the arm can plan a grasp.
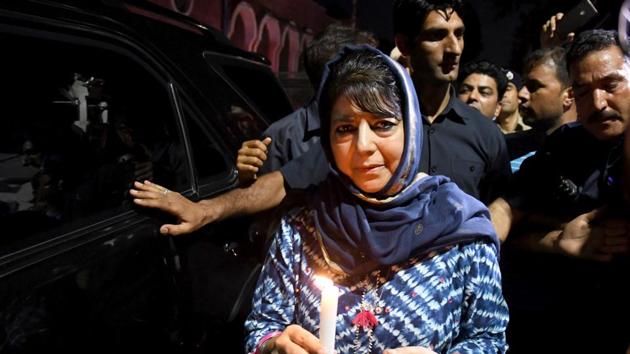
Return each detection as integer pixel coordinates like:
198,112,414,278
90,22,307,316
130,0,630,352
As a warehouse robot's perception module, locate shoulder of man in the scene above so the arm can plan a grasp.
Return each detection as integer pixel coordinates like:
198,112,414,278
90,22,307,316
263,105,309,141
452,98,504,134
511,123,587,184
453,100,508,161
279,143,328,191
542,122,588,153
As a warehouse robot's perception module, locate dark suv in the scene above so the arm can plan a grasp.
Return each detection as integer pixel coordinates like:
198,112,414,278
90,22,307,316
0,0,293,353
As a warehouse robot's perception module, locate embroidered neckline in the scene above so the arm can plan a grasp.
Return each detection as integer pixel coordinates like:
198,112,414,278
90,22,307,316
352,269,389,354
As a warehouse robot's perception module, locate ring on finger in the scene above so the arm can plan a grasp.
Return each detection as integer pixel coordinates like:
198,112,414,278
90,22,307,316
162,188,169,196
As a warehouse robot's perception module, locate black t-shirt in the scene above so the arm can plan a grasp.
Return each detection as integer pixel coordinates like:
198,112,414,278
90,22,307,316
419,94,510,203
281,90,511,204
504,128,546,160
500,123,629,353
505,122,625,217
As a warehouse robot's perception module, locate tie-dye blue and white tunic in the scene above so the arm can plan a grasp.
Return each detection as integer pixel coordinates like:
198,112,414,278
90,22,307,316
245,210,509,354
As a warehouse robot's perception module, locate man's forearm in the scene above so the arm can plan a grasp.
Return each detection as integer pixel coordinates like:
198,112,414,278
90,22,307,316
488,198,517,243
198,171,287,224
509,212,583,255
511,228,564,253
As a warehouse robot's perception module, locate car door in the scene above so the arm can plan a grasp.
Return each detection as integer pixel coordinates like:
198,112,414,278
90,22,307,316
0,9,195,354
164,73,271,353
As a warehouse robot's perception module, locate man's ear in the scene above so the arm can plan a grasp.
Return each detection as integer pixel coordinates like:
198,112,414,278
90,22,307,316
562,86,574,111
395,34,412,56
494,103,502,118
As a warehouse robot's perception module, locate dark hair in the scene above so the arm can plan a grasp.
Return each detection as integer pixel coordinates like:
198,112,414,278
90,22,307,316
319,49,402,146
302,24,378,88
523,46,571,89
393,0,463,40
567,29,620,68
457,60,508,99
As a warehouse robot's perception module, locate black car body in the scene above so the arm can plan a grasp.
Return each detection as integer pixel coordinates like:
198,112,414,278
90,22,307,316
0,1,292,352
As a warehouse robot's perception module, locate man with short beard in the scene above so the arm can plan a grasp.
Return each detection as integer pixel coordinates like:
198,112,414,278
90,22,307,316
520,46,576,134
490,29,630,353
503,46,576,168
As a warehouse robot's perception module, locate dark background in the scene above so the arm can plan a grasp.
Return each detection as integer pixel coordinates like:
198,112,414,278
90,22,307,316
338,0,623,72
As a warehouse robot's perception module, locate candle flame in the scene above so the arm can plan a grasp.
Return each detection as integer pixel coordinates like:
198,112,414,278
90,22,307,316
313,275,333,290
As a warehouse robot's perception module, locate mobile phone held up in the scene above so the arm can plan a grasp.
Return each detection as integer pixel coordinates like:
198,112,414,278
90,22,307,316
556,0,599,38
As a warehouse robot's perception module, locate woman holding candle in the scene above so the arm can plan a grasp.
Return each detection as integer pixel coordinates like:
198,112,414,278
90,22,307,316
245,46,509,354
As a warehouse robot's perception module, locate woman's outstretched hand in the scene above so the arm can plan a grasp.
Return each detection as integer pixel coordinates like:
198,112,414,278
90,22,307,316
130,180,211,235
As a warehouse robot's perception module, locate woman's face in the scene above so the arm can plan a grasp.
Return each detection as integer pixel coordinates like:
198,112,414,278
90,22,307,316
330,95,404,194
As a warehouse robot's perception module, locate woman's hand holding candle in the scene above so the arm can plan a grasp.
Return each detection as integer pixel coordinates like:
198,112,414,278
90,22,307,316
259,275,339,354
262,325,325,354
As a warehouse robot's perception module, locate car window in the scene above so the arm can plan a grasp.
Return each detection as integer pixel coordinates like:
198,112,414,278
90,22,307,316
180,103,233,185
203,52,292,125
134,35,273,151
162,53,268,152
0,30,188,255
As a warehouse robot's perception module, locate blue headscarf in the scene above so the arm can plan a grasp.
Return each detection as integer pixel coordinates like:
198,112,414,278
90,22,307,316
310,45,499,275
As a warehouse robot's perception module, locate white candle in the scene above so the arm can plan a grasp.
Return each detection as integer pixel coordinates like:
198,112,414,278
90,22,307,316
315,276,338,354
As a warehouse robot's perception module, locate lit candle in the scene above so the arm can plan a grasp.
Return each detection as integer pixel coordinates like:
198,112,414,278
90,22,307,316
315,276,339,354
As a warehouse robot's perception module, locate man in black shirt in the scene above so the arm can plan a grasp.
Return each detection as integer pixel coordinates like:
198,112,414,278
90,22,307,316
393,0,510,203
504,46,576,169
490,31,628,253
489,29,630,353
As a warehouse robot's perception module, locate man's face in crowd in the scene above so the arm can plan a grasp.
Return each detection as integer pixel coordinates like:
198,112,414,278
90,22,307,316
404,9,464,84
521,61,566,126
500,82,519,116
570,45,630,141
457,73,501,118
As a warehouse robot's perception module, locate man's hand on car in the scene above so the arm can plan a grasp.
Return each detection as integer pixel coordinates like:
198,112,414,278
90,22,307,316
130,180,214,235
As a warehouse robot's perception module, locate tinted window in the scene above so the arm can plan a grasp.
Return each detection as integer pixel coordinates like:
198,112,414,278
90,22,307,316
180,104,232,184
0,31,187,254
203,52,292,125
162,54,269,152
130,34,274,151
